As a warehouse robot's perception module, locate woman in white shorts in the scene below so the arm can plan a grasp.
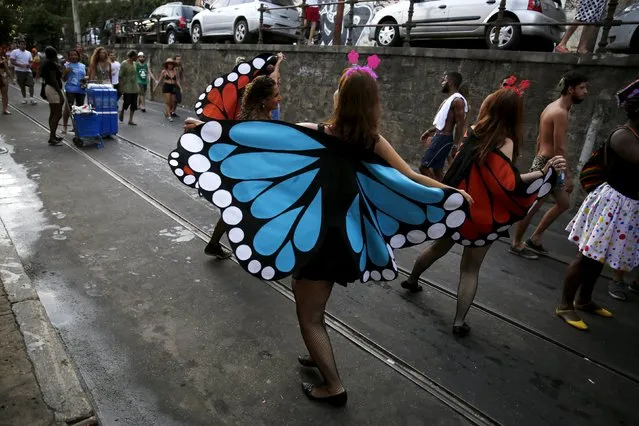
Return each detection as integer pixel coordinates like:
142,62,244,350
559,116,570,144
39,47,64,146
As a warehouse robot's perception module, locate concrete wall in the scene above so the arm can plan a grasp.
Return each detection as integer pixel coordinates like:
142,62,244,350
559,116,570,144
114,44,638,188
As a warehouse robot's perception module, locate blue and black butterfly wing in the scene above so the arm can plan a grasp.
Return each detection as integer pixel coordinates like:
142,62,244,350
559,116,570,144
194,53,277,121
344,156,468,282
168,120,469,282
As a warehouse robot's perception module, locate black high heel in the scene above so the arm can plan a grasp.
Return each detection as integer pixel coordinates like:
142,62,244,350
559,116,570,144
400,280,423,293
301,383,347,407
452,323,471,337
298,355,318,368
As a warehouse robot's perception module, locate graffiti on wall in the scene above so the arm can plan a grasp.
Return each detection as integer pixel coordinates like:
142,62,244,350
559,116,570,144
318,1,398,46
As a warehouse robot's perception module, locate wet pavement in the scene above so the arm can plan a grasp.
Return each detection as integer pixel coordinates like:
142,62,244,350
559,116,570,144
1,85,637,425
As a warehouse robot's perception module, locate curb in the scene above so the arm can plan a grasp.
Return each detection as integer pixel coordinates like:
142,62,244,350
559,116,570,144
0,218,95,424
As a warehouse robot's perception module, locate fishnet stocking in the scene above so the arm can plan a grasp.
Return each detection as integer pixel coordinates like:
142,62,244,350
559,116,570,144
454,246,490,326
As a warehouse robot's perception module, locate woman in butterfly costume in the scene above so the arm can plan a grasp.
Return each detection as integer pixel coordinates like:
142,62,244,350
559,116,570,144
169,51,473,405
401,81,566,337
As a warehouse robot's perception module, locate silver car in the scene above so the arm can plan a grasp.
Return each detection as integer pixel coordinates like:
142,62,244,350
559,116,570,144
606,2,639,53
369,0,565,50
190,0,299,44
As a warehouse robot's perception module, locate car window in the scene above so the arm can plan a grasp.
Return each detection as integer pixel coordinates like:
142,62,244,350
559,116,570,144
212,0,230,8
169,6,180,16
266,0,294,5
228,0,246,5
182,6,202,18
151,6,166,17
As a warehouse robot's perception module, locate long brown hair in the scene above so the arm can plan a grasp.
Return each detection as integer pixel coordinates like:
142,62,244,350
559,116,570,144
238,75,276,120
89,47,108,70
472,88,523,163
326,69,380,150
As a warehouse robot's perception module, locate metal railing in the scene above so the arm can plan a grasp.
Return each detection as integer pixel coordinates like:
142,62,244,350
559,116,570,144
255,0,637,52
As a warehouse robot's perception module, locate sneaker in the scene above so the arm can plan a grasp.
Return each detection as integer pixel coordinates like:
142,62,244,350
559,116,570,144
30,98,37,105
167,116,173,122
171,112,179,118
508,246,539,260
204,243,232,259
21,99,27,104
608,281,628,301
119,110,124,122
629,281,639,294
525,238,548,256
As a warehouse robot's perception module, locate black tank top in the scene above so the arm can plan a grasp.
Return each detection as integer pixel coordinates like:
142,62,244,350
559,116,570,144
606,126,639,200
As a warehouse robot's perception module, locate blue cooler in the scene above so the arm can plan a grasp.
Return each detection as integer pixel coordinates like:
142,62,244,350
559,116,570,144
87,84,118,136
74,112,101,138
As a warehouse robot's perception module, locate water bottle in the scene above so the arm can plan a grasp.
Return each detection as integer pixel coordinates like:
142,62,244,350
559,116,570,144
271,103,281,120
557,170,565,186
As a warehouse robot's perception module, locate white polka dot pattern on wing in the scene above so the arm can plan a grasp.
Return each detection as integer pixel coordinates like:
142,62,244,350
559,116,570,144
487,233,499,241
213,190,232,208
238,63,251,74
223,206,242,225
248,260,261,273
382,269,395,280
183,175,196,185
174,169,184,177
206,84,213,92
169,159,178,167
461,240,471,246
261,267,275,280
407,230,426,244
390,234,406,248
195,102,202,108
427,223,446,239
198,172,221,192
227,72,239,82
188,154,211,173
180,133,204,153
527,200,538,214
200,121,223,143
370,271,382,281
446,210,466,228
253,58,265,68
198,93,205,100
196,108,203,115
214,78,224,87
475,240,486,247
363,271,370,282
497,225,510,232
452,232,461,240
444,192,464,210
236,245,252,260
170,151,179,158
538,182,552,198
228,227,244,243
526,178,543,194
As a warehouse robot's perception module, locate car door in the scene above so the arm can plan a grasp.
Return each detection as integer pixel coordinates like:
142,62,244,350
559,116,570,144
445,0,494,35
220,0,246,35
411,0,449,35
263,0,299,34
208,0,231,34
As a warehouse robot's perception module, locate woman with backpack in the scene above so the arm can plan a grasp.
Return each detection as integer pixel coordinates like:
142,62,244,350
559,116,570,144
556,79,639,330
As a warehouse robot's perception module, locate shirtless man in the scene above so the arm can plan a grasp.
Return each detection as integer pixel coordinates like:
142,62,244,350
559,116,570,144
510,71,589,259
420,72,468,181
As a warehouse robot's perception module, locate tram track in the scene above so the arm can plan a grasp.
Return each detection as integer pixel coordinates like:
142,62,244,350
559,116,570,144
11,103,500,426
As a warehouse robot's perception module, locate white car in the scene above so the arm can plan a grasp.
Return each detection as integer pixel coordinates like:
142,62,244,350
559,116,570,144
369,0,565,50
190,0,299,44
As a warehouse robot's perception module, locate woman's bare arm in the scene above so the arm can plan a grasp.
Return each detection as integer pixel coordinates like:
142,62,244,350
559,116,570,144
610,127,639,164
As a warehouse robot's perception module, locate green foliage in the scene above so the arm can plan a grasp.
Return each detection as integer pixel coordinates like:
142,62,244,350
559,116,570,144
0,0,70,48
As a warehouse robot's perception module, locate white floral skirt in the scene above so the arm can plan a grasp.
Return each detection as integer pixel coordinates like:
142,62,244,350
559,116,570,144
567,183,639,272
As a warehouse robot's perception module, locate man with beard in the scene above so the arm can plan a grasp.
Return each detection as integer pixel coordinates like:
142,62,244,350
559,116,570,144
510,71,589,259
420,72,468,181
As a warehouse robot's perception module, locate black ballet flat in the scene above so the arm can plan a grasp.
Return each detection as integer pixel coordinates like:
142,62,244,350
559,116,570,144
298,355,318,368
400,280,423,293
452,323,471,337
301,383,347,407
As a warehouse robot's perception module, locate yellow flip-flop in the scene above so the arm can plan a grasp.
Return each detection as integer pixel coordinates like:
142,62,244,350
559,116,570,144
574,302,613,318
556,308,588,330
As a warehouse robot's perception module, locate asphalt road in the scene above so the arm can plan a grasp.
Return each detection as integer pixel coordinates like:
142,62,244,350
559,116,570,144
1,85,637,426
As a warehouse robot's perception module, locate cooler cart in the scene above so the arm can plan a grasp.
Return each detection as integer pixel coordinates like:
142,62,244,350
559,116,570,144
72,110,103,148
73,83,118,147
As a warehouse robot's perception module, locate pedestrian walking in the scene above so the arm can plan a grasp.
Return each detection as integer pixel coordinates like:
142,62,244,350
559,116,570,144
555,0,606,54
402,86,564,337
118,50,139,126
40,46,64,145
0,52,11,115
62,49,87,134
31,48,40,80
10,39,37,105
510,71,589,258
109,51,121,100
419,72,468,181
88,47,111,84
171,55,184,117
135,52,156,112
76,44,90,67
556,79,639,330
155,58,181,122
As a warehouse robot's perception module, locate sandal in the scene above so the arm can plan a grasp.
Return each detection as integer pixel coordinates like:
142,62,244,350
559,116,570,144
525,238,548,256
555,308,588,330
508,245,539,260
400,280,423,293
574,301,613,318
554,45,571,53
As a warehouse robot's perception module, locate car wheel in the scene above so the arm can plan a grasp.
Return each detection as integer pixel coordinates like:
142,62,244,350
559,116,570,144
191,23,202,43
166,30,177,45
485,17,521,50
376,19,401,47
234,19,251,44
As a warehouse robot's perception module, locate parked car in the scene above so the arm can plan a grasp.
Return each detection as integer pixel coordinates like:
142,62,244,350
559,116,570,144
190,0,299,44
138,2,203,44
606,2,639,53
369,0,565,50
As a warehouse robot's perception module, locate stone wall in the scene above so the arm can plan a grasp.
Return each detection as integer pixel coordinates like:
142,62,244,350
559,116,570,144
115,44,638,186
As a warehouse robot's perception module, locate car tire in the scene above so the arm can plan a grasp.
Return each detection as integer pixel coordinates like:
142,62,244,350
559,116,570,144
191,23,202,43
376,19,401,47
485,17,521,50
166,29,177,45
233,19,251,44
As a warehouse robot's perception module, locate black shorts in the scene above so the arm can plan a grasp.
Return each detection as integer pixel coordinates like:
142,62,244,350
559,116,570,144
122,93,137,111
162,83,176,94
65,92,85,107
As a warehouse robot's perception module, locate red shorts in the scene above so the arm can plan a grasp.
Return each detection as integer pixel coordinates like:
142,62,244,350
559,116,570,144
305,6,320,23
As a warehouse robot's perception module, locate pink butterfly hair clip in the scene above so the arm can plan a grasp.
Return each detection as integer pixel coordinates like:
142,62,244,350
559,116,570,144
502,75,531,96
344,50,381,80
